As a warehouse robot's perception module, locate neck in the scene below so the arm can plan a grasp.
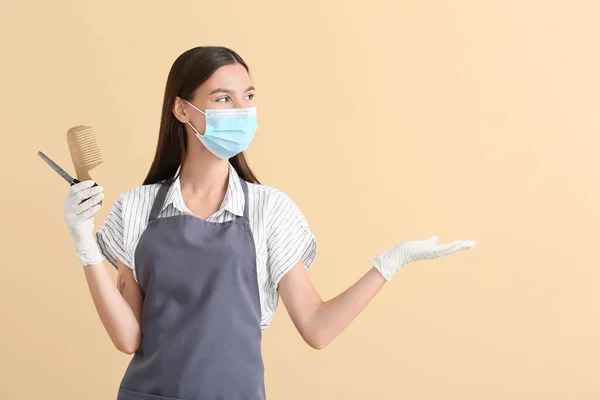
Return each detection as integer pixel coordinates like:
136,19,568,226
179,144,229,196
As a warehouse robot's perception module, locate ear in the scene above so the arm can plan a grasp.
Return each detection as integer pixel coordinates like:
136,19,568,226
172,96,190,123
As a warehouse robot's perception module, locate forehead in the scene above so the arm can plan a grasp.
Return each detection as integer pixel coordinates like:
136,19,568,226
199,63,251,93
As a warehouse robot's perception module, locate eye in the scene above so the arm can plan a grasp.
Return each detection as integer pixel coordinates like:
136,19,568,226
216,93,254,103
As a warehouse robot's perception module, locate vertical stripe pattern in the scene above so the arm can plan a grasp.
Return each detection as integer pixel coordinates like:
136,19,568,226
95,163,317,331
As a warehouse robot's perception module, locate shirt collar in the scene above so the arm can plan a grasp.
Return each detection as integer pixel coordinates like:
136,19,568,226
161,163,245,217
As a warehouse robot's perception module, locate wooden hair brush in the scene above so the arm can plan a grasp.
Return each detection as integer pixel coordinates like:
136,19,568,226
67,125,103,205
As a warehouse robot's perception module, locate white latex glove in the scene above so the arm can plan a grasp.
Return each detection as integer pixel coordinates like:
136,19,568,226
370,236,476,281
63,180,105,266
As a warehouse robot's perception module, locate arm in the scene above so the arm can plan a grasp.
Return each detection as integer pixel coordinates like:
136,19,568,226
63,180,143,354
82,257,143,354
278,259,386,350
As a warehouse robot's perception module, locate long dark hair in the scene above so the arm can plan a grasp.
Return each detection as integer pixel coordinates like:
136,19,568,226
142,46,260,185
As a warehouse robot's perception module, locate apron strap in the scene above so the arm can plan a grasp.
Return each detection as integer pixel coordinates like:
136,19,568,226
149,182,170,222
239,177,250,221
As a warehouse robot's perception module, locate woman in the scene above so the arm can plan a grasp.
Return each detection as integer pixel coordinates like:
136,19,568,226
62,46,476,400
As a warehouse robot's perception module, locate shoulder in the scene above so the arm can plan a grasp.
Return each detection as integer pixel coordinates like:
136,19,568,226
246,181,310,231
246,182,302,214
248,182,317,288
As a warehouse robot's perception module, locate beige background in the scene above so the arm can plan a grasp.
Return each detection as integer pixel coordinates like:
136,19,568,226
1,1,599,399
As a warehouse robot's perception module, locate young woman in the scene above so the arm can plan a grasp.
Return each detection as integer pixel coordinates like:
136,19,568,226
62,46,476,400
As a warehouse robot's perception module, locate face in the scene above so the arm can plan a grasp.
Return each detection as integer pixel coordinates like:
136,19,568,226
173,63,256,135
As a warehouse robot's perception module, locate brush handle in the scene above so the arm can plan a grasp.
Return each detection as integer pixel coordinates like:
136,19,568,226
71,178,99,205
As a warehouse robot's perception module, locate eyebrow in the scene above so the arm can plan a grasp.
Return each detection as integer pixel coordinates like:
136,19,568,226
208,86,255,95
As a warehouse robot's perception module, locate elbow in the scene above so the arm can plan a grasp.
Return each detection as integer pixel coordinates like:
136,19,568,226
116,341,139,355
308,340,327,350
306,336,329,350
119,344,139,355
302,327,330,350
114,335,141,354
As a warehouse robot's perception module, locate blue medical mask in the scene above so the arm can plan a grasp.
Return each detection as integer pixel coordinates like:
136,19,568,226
184,99,258,159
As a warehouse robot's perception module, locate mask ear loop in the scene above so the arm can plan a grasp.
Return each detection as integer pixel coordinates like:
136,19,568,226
183,99,206,136
187,121,202,136
183,99,206,115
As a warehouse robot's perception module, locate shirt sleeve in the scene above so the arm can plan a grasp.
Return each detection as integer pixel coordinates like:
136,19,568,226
266,190,317,293
95,193,137,282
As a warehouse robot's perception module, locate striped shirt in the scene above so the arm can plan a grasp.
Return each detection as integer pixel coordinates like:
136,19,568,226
95,163,317,331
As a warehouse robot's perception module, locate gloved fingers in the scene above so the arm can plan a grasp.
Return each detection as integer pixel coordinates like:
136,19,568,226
76,184,103,202
75,192,104,215
462,240,476,250
436,240,466,256
68,180,96,197
80,203,102,219
69,184,103,207
437,240,476,256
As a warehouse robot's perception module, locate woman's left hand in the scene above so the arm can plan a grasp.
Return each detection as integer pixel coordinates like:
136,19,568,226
370,236,476,281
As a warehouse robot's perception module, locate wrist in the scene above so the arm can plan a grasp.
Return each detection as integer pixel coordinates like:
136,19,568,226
73,236,104,266
369,257,395,281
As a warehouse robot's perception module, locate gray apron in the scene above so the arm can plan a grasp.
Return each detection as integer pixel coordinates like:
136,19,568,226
116,176,266,400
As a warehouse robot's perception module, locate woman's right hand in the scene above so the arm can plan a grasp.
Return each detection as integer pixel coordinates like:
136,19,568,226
63,180,105,266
